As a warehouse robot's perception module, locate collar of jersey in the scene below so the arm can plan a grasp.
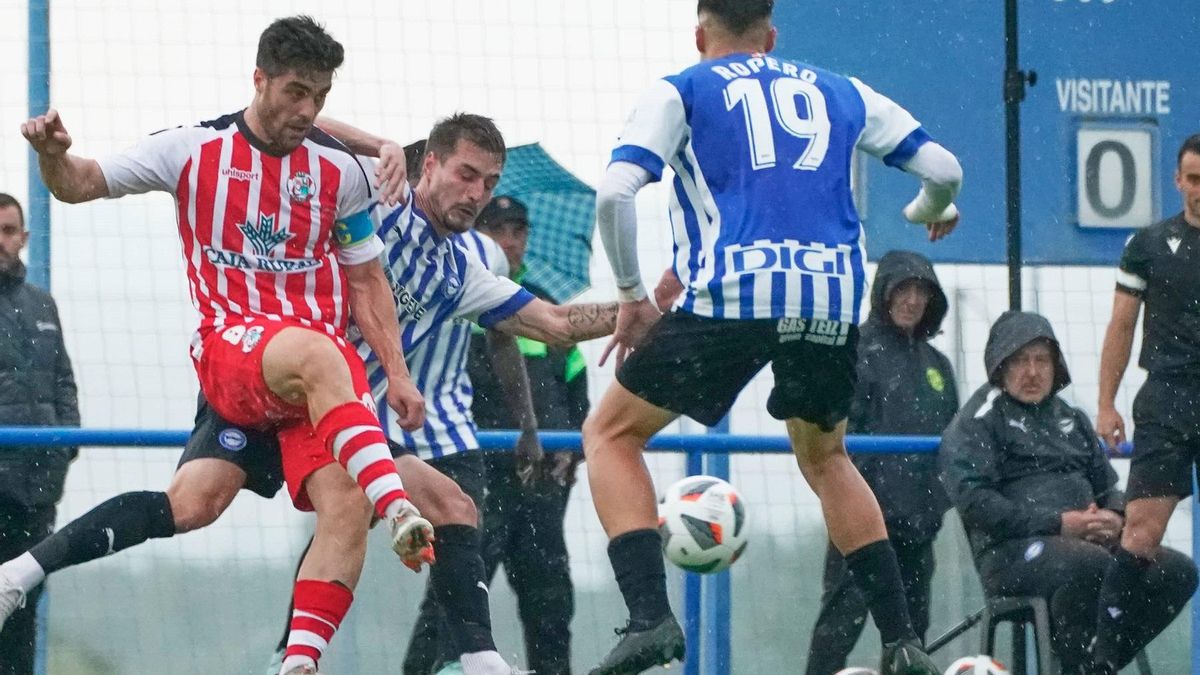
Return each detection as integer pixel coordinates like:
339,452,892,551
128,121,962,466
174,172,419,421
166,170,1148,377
234,110,297,158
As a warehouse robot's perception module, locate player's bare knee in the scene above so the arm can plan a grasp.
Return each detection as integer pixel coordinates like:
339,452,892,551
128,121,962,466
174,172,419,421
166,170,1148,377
167,490,227,532
166,462,240,532
424,483,477,527
289,335,346,388
582,411,639,458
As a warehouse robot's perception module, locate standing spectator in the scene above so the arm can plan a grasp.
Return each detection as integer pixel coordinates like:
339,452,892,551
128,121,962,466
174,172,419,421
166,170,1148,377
0,193,79,675
1092,133,1200,674
805,250,957,674
468,196,587,675
941,311,1196,672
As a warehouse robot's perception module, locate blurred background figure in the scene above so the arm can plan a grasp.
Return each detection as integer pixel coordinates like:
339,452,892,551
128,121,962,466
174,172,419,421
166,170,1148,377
469,195,587,675
0,192,79,675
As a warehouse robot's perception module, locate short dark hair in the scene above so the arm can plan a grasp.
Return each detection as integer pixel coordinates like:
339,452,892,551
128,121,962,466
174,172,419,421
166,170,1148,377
1178,133,1200,168
256,15,344,78
0,193,24,228
426,113,506,165
698,0,773,35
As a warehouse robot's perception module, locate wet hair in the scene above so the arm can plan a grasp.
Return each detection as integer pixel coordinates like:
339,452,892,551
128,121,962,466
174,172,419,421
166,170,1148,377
698,0,773,35
256,15,344,78
425,113,506,164
1178,133,1200,169
0,193,24,228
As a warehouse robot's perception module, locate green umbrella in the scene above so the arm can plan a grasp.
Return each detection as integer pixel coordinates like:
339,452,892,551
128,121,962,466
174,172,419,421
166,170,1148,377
493,143,596,303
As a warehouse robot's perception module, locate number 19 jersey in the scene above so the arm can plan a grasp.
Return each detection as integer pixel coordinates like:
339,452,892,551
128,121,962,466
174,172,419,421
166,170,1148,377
612,52,933,323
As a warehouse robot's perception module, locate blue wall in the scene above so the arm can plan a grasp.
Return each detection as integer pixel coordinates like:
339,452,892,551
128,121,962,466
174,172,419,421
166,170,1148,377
774,1,1195,264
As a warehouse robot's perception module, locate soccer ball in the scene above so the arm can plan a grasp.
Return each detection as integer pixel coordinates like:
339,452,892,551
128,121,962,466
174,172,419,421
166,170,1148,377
658,475,748,574
944,655,1009,675
833,669,879,675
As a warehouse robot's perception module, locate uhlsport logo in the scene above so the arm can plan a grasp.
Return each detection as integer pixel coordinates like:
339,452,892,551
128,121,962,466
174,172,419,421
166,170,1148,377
287,171,315,203
218,428,248,452
726,239,851,276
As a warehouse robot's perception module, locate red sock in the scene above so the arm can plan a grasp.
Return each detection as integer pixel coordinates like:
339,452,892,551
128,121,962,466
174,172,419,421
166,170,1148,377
315,402,407,519
282,579,353,671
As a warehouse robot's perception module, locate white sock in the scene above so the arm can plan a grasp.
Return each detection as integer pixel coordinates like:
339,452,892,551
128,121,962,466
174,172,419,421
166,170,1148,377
460,650,509,675
279,654,316,674
2,553,46,593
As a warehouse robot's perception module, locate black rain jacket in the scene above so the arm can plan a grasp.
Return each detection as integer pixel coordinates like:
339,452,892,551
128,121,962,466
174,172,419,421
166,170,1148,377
939,311,1120,560
851,250,958,543
0,261,79,508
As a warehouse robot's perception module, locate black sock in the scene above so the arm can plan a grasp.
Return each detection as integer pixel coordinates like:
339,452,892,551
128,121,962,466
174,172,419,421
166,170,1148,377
608,529,671,631
430,524,496,655
1092,546,1198,670
29,491,174,575
1092,547,1151,668
844,539,916,645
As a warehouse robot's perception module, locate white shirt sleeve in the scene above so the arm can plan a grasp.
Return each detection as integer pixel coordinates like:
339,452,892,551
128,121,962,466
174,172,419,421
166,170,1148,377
333,153,384,266
609,78,688,181
97,126,203,198
596,161,654,299
849,77,928,167
454,246,535,328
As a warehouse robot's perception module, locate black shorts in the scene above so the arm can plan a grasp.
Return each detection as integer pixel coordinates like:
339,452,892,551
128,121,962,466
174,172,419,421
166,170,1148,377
1126,375,1200,500
177,395,284,499
616,311,858,430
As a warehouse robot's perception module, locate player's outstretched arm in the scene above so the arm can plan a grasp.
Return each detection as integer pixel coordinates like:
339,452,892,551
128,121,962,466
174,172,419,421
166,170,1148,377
901,142,963,241
20,109,108,204
492,298,618,348
344,259,425,430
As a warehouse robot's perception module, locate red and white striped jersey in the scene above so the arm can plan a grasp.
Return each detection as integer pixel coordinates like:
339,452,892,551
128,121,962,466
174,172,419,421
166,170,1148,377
98,111,383,352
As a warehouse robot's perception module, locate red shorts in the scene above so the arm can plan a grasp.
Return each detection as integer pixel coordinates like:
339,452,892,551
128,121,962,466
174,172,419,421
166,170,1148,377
195,317,376,511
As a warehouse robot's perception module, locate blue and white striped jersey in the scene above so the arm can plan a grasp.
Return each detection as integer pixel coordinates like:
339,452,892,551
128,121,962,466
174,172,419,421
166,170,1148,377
612,52,932,323
354,185,534,459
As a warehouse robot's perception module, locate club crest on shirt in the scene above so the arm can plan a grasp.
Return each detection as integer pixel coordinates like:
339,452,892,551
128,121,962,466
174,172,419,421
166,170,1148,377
287,171,315,203
926,367,946,393
444,274,462,298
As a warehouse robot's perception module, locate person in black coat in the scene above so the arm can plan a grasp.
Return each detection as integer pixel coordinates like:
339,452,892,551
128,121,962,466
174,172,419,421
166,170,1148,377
805,250,958,675
940,311,1197,672
467,196,588,675
0,193,79,675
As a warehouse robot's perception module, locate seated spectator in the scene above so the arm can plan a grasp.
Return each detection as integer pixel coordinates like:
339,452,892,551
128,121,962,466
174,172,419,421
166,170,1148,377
940,311,1197,673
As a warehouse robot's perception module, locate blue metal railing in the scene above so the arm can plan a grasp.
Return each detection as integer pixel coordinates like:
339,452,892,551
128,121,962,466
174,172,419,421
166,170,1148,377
0,427,1193,674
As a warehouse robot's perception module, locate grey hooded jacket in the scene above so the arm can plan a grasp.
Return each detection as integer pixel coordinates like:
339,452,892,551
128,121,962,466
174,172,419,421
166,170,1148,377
939,311,1120,559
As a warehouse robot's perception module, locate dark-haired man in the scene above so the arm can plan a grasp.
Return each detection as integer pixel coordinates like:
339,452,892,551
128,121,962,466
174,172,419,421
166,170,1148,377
0,193,80,674
1091,133,1200,674
10,16,435,674
585,1,962,673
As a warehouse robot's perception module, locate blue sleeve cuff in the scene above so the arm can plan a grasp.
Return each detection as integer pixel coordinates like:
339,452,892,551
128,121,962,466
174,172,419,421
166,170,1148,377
882,127,932,168
478,289,536,328
610,145,665,182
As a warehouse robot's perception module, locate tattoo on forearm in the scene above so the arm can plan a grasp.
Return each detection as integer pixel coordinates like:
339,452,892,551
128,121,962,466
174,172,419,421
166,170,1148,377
566,302,618,339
